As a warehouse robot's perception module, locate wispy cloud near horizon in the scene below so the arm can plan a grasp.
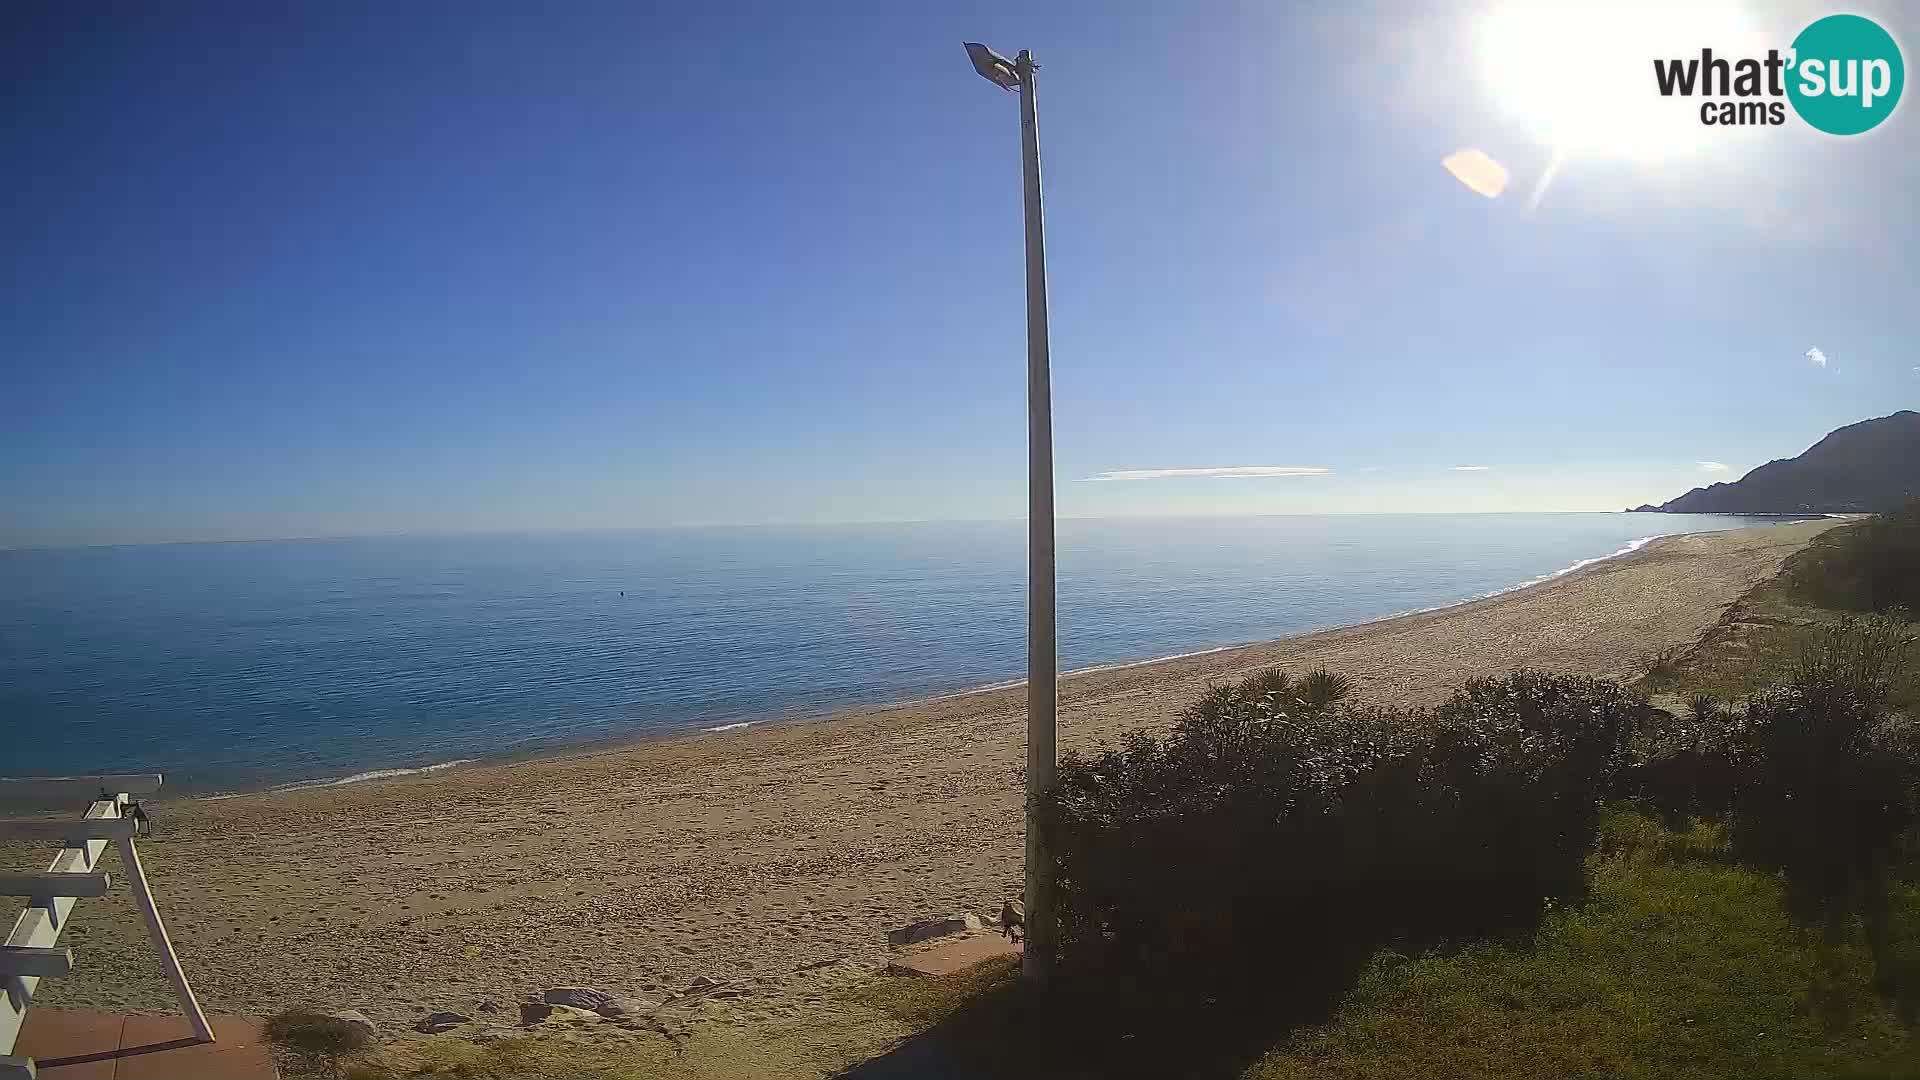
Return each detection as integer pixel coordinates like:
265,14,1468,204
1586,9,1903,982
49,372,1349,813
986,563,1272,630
1697,461,1731,472
1806,346,1828,369
1078,466,1331,482
1451,465,1491,472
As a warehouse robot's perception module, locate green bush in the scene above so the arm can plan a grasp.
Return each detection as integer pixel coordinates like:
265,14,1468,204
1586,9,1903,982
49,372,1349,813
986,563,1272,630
1043,669,1645,995
1634,617,1920,925
1725,619,1920,922
1627,696,1744,825
1789,502,1920,616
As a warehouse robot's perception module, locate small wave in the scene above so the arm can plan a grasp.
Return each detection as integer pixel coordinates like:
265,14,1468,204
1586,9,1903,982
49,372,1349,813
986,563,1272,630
280,758,476,790
842,540,1671,712
704,720,761,733
198,759,478,800
1392,534,1665,618
886,645,1256,708
1517,534,1663,589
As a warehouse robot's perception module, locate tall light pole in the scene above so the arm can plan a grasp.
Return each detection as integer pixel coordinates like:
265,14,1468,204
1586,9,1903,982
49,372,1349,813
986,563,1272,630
965,41,1056,983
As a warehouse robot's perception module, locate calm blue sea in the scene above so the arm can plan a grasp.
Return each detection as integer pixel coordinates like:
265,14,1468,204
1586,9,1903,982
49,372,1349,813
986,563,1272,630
0,514,1788,793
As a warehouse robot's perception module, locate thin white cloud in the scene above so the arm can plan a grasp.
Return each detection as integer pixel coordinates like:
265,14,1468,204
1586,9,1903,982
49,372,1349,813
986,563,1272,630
1079,466,1330,482
1697,461,1731,473
1806,346,1828,369
1451,465,1491,472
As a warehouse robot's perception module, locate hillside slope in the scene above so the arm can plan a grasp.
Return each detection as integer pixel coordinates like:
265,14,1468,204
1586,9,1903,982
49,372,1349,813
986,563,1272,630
1636,411,1920,514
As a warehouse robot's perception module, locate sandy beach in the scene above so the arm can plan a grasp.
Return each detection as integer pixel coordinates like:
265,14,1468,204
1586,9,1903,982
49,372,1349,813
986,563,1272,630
6,519,1838,1040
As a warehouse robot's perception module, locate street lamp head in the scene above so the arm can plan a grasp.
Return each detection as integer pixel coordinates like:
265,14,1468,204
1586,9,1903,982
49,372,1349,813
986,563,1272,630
964,42,1022,91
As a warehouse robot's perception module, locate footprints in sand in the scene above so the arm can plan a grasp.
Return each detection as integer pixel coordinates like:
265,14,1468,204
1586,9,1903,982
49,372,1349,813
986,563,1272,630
45,730,1034,1044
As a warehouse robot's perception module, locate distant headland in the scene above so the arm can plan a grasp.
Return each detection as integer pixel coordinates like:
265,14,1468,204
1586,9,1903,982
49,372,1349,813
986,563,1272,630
1630,410,1919,514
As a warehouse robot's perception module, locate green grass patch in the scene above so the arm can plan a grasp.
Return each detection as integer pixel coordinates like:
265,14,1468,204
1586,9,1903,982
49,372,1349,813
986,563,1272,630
343,808,1920,1077
822,813,1920,1079
842,952,1021,1031
1253,811,1920,1079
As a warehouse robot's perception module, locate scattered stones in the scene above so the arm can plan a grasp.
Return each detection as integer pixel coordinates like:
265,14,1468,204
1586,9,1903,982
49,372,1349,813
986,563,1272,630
477,999,499,1013
887,915,983,947
541,987,613,1011
684,976,720,994
519,1002,555,1025
413,1011,472,1034
329,1010,377,1038
592,995,645,1018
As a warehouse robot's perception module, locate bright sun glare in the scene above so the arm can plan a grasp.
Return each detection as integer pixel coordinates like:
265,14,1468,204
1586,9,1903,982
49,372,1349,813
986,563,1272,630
1476,3,1767,164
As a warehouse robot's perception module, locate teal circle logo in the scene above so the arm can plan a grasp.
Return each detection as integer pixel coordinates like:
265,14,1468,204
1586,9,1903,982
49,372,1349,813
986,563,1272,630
1787,14,1904,135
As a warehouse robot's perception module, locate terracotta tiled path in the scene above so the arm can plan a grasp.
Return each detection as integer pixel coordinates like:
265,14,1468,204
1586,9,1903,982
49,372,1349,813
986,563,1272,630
14,1010,278,1079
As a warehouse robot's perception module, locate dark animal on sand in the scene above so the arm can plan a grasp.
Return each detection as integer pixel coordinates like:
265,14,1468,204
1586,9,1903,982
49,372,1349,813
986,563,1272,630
1000,899,1025,940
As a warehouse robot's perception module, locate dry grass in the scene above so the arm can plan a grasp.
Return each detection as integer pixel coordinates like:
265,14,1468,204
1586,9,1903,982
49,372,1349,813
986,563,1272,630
1641,522,1919,713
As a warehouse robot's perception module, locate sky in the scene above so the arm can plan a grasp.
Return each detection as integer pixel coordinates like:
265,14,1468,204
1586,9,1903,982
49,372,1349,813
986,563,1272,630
3,1,1917,548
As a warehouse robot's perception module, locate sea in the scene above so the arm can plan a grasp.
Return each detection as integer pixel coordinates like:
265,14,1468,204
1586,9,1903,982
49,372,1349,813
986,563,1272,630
0,513,1792,795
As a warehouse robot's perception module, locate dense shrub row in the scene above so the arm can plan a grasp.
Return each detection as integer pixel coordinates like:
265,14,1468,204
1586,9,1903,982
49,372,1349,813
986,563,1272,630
1634,617,1920,923
1043,669,1647,990
1789,500,1920,616
1045,615,1918,993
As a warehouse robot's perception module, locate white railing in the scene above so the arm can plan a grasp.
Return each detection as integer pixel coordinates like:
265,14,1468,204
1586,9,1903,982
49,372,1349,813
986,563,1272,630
0,775,211,1079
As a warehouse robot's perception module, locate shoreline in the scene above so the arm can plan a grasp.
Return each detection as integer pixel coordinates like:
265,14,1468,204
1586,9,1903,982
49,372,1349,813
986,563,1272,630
12,518,1842,1032
178,521,1791,801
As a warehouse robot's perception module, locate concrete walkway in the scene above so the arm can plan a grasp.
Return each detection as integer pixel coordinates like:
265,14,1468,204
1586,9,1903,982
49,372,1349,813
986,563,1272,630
14,1010,277,1079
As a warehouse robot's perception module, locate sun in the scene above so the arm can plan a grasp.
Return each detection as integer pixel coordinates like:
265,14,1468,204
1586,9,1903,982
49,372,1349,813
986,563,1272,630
1475,2,1767,164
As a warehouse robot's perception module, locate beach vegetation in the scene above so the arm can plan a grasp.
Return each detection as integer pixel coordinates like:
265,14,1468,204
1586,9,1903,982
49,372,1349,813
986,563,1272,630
329,1036,605,1079
1635,515,1920,713
833,620,1920,1078
312,514,1920,1079
1633,616,1920,935
264,1009,375,1079
1639,644,1687,692
842,814,1920,1079
1787,500,1920,616
1043,669,1642,995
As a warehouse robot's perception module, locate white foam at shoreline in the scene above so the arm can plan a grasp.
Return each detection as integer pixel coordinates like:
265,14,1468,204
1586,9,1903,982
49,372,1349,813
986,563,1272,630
198,758,476,800
196,529,1683,795
890,533,1676,706
1415,534,1665,613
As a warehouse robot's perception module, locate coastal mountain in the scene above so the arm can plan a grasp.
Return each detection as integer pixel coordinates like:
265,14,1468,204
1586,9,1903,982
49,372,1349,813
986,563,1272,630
1632,410,1920,514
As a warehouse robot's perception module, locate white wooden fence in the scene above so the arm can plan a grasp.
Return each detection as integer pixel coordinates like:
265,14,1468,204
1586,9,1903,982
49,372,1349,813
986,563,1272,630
0,775,211,1079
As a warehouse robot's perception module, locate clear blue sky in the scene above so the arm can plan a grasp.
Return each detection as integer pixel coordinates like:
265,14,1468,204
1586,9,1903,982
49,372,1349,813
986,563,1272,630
4,2,1916,547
